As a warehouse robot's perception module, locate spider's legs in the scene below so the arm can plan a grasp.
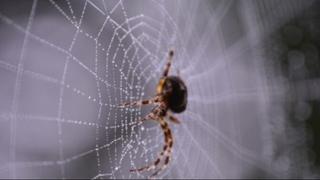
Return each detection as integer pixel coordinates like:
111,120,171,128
136,103,167,124
162,49,174,77
118,96,160,108
132,104,163,124
136,107,158,123
168,114,181,124
130,117,173,178
150,155,171,178
149,118,173,178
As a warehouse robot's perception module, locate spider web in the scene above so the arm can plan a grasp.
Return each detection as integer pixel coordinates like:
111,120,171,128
0,0,318,179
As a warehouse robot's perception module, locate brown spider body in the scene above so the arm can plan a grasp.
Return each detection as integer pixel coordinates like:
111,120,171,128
120,50,186,178
157,76,187,113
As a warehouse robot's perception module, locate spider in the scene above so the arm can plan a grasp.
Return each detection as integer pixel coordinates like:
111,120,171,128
119,49,187,178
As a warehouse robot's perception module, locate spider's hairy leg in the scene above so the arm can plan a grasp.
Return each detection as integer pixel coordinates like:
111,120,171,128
118,96,160,108
150,155,171,178
162,49,174,77
136,107,158,123
130,117,173,177
133,105,163,125
149,118,173,178
168,114,181,124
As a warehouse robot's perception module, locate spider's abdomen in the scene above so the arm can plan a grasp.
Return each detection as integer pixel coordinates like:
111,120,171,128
162,76,188,113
